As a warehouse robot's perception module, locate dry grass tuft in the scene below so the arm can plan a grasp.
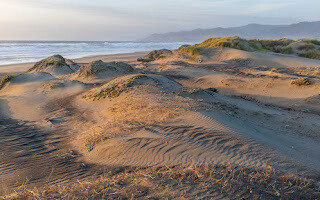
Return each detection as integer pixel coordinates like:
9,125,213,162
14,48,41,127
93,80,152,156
2,164,319,200
83,74,147,100
291,77,312,86
143,49,173,60
0,75,14,89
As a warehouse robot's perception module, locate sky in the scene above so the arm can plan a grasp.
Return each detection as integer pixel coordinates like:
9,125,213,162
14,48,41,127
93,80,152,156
0,0,319,41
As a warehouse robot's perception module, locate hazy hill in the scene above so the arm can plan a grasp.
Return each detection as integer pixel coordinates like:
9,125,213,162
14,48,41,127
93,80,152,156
142,21,320,42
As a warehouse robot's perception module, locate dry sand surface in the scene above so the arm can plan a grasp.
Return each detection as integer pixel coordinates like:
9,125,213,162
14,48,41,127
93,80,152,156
0,49,320,199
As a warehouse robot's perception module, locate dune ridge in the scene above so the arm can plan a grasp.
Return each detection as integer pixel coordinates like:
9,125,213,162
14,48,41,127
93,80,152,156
0,44,320,199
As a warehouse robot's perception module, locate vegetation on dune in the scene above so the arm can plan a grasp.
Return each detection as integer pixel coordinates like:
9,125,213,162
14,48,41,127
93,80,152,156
1,75,13,84
27,55,67,72
250,38,294,50
0,74,15,89
299,50,320,60
84,74,148,100
301,38,320,46
291,77,312,86
178,36,320,60
48,82,65,89
179,36,247,55
277,46,294,54
178,45,203,56
297,44,316,51
298,44,316,51
195,36,247,49
78,60,133,78
41,81,66,90
3,164,319,199
80,60,116,76
143,49,173,60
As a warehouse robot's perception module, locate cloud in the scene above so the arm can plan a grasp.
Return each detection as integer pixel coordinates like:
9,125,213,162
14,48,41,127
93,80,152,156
0,0,317,40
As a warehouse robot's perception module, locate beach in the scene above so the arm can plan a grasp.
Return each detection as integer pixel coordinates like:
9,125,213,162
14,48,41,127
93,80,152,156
0,44,319,199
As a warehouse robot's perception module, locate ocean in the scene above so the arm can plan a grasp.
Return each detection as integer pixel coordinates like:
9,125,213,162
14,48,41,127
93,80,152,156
0,41,186,65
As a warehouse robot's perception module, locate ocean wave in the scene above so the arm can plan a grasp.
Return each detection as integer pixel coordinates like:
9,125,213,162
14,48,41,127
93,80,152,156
0,41,186,65
0,42,91,48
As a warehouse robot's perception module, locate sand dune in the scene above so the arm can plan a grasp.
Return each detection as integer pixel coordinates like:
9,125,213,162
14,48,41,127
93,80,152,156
27,55,80,76
0,48,319,198
74,60,134,82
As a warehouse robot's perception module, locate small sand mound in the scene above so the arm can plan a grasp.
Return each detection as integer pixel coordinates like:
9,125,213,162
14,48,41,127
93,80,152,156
77,60,134,80
40,79,84,92
83,74,182,100
138,49,173,62
1,72,55,87
305,94,320,104
13,72,55,82
27,55,80,76
0,72,56,95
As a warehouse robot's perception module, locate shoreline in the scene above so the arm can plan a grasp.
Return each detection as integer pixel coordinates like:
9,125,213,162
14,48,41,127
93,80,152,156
0,51,147,74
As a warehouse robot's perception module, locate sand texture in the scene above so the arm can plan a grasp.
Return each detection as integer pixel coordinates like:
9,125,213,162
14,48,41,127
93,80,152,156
0,48,319,199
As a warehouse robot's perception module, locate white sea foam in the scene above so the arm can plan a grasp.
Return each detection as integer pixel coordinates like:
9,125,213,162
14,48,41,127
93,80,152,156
0,41,186,65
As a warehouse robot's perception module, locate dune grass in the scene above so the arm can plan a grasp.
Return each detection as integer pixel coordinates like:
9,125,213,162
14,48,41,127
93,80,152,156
299,50,320,60
78,60,134,78
1,75,13,84
302,39,320,46
2,164,319,199
297,44,316,51
179,36,247,55
291,77,313,86
250,38,294,50
178,36,320,60
84,74,147,100
27,55,67,73
0,74,14,89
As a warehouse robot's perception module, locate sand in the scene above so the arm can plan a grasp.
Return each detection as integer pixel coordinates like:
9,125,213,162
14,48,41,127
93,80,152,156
0,49,319,198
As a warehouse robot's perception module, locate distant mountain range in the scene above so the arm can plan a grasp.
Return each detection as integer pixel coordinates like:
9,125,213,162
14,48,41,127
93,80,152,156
141,21,320,42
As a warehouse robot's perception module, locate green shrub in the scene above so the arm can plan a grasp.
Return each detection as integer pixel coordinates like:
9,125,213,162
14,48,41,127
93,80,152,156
277,47,294,54
178,36,250,55
302,39,320,46
256,38,294,50
178,37,320,60
297,44,316,51
299,50,320,60
179,46,202,56
248,41,261,50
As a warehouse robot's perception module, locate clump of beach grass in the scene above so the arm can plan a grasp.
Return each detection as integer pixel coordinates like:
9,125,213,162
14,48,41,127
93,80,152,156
27,55,67,73
291,77,312,86
3,164,319,200
0,74,15,89
85,74,147,100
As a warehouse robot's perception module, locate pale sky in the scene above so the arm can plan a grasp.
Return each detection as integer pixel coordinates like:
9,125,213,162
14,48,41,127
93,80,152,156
0,0,319,41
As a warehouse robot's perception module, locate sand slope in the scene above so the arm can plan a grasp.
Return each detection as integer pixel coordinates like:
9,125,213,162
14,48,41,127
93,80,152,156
0,51,319,197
